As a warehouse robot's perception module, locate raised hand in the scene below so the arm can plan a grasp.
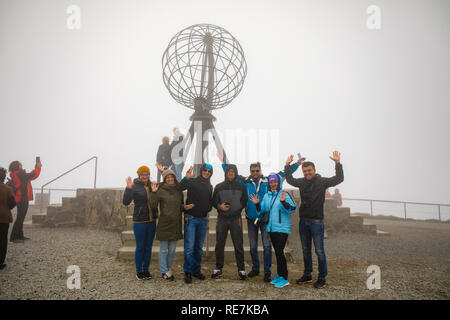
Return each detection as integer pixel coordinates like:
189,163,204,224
329,151,341,163
285,155,294,166
217,149,226,163
249,193,260,204
279,191,287,202
184,203,195,211
185,166,194,178
126,177,133,189
151,181,159,193
155,162,165,173
297,157,306,165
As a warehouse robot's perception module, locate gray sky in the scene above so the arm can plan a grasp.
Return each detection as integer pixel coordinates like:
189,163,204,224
0,0,449,205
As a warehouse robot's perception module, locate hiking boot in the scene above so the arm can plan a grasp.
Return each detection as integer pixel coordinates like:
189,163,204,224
248,270,259,278
184,272,192,284
314,279,327,289
274,277,290,288
238,270,247,280
136,272,145,280
193,272,205,280
264,273,272,283
211,269,222,279
142,271,152,280
296,275,312,284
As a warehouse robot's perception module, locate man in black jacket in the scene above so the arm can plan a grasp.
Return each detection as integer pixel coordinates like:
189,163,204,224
211,164,248,280
156,136,173,183
178,163,214,284
284,151,344,289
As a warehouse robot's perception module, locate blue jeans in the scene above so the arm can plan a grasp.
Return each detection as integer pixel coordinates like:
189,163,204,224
133,221,157,273
183,214,208,273
172,163,183,182
247,218,272,275
299,219,328,280
159,240,177,274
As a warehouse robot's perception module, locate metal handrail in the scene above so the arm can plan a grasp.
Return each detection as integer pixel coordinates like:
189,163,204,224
341,197,450,221
40,156,98,212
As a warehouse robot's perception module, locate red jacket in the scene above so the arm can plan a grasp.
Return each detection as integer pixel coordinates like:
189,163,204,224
9,166,41,203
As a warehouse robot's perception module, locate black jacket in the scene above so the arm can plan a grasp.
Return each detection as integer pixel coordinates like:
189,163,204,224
212,164,248,219
284,163,344,220
178,175,213,218
157,144,173,167
123,178,159,222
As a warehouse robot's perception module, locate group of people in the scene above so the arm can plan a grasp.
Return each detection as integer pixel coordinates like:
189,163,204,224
0,158,42,270
123,150,344,289
155,128,185,182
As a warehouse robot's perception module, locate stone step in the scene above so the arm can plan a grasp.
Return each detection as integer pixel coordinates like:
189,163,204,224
121,229,251,247
116,245,292,263
32,213,48,225
362,224,377,234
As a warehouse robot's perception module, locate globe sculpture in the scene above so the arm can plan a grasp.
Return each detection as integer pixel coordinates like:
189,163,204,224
162,24,247,176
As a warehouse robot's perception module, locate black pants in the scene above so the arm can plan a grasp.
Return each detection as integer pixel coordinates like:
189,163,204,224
269,232,289,278
10,201,28,241
0,223,9,265
215,216,245,271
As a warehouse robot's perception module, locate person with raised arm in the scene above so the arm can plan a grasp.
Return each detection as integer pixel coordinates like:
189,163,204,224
249,173,297,288
284,151,344,289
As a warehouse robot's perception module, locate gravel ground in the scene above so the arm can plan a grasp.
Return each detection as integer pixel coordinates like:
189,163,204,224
0,216,449,300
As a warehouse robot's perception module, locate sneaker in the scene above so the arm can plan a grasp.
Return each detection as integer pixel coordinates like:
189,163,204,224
314,279,327,289
238,270,247,280
136,272,145,280
142,271,152,280
248,270,259,278
274,277,290,288
0,264,6,270
162,273,175,281
264,273,272,283
184,272,192,284
192,272,205,280
296,275,312,284
271,274,281,285
211,269,222,279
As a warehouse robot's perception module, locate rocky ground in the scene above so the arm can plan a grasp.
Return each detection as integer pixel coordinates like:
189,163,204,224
0,213,449,300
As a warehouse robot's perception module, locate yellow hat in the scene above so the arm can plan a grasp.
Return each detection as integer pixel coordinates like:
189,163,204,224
137,166,150,176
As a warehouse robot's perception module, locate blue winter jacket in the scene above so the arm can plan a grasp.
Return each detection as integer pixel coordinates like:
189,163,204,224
221,162,299,219
258,189,297,234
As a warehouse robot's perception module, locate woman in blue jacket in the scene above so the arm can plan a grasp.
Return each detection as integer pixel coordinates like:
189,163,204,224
249,173,297,288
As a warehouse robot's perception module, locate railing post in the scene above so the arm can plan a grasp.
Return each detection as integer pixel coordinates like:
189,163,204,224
404,202,407,220
438,205,441,222
40,186,44,213
94,156,98,189
370,200,373,217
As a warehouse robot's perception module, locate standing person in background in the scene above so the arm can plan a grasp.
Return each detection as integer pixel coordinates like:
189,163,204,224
170,128,184,182
150,169,184,281
333,188,343,207
284,151,344,289
123,166,159,281
0,167,16,270
8,158,41,243
249,173,297,288
156,136,173,183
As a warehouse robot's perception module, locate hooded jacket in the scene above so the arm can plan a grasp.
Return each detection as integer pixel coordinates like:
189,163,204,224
178,163,213,218
284,163,344,220
123,178,159,222
212,164,247,219
257,189,297,234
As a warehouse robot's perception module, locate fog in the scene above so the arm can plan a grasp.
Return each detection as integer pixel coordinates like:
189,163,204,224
1,0,449,208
